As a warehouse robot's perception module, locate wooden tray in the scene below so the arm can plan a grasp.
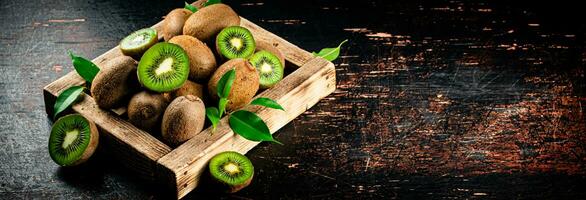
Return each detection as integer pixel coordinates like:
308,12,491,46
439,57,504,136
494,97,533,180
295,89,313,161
42,1,336,199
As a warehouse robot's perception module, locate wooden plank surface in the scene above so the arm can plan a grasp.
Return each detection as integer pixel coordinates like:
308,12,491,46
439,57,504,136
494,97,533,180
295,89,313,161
2,0,585,199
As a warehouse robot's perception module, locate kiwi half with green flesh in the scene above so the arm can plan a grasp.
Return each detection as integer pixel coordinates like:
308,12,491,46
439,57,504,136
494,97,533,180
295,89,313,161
138,42,190,93
162,9,192,41
249,51,284,89
255,40,285,67
120,28,158,60
216,26,256,59
49,114,99,167
208,151,254,193
127,91,169,133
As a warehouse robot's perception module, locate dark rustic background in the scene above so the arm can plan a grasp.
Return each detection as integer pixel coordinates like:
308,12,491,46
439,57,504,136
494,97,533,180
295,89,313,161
1,0,585,199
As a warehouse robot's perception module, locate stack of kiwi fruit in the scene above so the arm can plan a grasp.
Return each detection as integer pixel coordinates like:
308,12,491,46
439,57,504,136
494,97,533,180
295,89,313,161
48,3,285,193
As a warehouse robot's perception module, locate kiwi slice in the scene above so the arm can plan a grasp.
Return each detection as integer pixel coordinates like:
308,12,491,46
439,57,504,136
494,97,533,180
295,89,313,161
48,114,99,167
120,28,158,59
216,26,256,59
208,151,254,193
138,42,190,93
249,50,284,89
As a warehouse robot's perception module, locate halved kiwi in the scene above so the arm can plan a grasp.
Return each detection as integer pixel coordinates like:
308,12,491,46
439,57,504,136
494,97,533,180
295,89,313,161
208,151,254,193
120,28,158,59
48,114,99,167
216,26,256,59
249,50,284,89
138,42,190,93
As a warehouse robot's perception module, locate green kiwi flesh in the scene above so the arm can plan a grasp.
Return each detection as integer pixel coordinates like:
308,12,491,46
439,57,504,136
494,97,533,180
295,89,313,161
249,50,284,89
138,42,190,93
49,114,99,167
216,26,256,59
208,151,254,193
120,28,158,59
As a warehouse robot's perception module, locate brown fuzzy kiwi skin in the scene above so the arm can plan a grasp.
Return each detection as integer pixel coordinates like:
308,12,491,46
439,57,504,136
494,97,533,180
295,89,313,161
91,56,137,109
183,4,240,43
127,91,169,133
208,58,259,111
162,9,192,41
169,35,217,81
161,95,205,146
69,115,99,166
203,170,253,193
225,174,253,193
255,40,285,68
165,80,204,101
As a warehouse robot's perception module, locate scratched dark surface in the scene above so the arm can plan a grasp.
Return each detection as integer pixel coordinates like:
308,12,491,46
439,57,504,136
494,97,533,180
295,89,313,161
1,0,585,199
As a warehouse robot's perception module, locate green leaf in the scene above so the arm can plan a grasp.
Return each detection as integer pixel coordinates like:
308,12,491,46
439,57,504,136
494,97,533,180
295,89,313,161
216,68,236,98
229,110,283,145
68,50,100,83
184,2,198,12
312,39,348,61
250,97,284,111
203,0,221,7
218,98,229,117
206,107,220,132
53,86,85,119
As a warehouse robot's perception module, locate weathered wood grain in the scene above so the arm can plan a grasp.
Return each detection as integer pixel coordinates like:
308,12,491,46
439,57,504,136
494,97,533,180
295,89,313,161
70,94,171,180
157,57,335,199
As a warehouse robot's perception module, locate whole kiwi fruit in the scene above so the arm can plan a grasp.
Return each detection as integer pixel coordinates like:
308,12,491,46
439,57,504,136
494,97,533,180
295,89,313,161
161,95,205,146
183,4,240,42
127,91,169,133
91,56,137,109
49,114,99,167
165,80,204,101
169,35,217,81
162,9,192,41
256,40,285,67
208,58,259,111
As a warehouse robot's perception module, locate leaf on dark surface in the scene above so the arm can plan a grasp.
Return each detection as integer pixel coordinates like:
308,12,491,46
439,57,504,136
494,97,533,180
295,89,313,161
53,86,85,119
312,39,348,61
68,51,100,83
184,2,198,12
250,97,284,111
229,110,283,144
206,107,220,132
216,68,236,98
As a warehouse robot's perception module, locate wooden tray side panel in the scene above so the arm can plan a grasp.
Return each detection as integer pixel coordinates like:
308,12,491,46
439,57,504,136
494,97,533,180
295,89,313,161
157,57,336,199
71,96,172,180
